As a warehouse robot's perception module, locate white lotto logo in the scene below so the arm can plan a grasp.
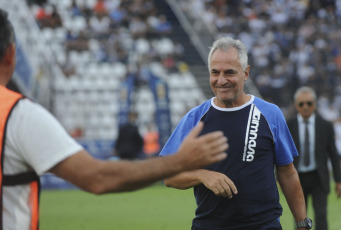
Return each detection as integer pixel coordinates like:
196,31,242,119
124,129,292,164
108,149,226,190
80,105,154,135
243,105,261,162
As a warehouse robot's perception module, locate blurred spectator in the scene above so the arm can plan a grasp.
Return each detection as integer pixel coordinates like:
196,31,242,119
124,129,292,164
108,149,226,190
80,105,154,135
114,111,145,160
34,4,62,28
34,5,48,27
69,0,83,17
154,14,172,35
70,127,84,138
109,4,126,26
287,86,341,230
48,5,63,28
65,30,89,51
129,16,148,38
93,0,108,15
143,123,160,157
162,54,176,72
89,12,111,37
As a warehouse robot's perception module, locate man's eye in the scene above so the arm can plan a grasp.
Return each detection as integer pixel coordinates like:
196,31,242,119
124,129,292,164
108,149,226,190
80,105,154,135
226,71,236,75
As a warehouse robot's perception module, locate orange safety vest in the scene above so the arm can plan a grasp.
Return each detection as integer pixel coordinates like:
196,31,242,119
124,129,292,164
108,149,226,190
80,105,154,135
143,131,160,155
0,85,40,230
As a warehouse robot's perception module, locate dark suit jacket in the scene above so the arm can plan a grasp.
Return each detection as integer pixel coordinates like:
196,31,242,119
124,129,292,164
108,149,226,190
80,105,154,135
287,114,341,193
115,123,144,159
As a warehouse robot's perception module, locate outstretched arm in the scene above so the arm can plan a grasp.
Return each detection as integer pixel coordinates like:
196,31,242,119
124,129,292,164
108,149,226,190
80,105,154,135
49,122,228,194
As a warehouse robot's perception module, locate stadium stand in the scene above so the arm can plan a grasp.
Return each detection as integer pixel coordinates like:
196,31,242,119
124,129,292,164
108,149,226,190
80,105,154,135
171,0,341,120
3,0,206,143
2,0,341,149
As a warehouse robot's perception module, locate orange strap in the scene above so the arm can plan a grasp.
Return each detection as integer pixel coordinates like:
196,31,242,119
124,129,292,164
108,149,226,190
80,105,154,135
0,86,40,230
29,181,40,230
0,85,22,189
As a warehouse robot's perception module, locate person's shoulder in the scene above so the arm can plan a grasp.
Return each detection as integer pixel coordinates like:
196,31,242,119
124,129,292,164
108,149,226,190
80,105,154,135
253,97,278,107
12,98,62,127
252,97,291,126
286,117,297,129
253,96,281,113
316,114,334,126
15,98,47,113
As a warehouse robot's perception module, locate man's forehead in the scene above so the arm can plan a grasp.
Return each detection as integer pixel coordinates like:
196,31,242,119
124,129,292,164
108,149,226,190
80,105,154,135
296,92,314,102
298,92,313,98
210,54,240,69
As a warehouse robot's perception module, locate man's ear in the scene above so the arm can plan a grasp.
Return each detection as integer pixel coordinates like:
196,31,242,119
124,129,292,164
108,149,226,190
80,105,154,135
244,65,250,81
2,43,16,66
0,43,16,86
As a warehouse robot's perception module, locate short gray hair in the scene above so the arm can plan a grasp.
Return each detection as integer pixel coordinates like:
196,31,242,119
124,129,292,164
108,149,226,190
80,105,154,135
207,37,248,71
293,86,317,102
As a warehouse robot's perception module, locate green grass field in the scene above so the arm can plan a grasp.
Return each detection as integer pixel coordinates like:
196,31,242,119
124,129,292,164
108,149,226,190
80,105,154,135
40,183,341,230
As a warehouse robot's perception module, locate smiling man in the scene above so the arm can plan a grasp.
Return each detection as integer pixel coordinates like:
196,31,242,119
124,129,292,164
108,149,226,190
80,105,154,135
159,37,312,230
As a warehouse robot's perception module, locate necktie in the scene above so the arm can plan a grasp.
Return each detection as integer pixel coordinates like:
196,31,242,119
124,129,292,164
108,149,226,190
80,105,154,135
303,120,310,166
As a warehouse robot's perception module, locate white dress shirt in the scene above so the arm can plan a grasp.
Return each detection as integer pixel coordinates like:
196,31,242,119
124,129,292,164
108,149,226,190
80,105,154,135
297,113,317,172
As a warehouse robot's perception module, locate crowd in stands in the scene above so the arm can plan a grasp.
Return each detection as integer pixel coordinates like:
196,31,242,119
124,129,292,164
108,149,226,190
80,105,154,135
24,0,205,143
180,0,341,120
23,0,341,158
28,0,182,73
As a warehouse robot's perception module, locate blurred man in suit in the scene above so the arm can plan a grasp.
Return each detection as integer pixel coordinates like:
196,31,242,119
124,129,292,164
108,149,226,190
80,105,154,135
287,86,341,230
114,111,144,160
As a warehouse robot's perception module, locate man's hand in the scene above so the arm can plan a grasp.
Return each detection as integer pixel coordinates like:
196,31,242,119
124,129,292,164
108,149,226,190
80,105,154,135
199,170,237,198
335,182,341,198
176,122,228,170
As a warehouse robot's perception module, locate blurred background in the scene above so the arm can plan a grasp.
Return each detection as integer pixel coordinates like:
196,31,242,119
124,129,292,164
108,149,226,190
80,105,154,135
1,0,341,189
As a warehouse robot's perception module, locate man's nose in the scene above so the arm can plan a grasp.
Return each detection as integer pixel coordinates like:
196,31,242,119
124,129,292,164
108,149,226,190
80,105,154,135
217,75,227,85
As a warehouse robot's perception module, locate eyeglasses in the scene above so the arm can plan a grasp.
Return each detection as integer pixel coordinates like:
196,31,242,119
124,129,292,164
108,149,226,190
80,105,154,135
298,101,313,107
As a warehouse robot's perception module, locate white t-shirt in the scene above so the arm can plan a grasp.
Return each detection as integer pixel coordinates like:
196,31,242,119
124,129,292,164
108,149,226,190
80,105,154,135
3,99,83,230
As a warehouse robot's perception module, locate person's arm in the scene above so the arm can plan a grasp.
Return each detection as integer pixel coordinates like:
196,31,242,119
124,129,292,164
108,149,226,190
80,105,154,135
276,163,307,229
49,122,228,194
164,169,237,198
164,170,205,189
